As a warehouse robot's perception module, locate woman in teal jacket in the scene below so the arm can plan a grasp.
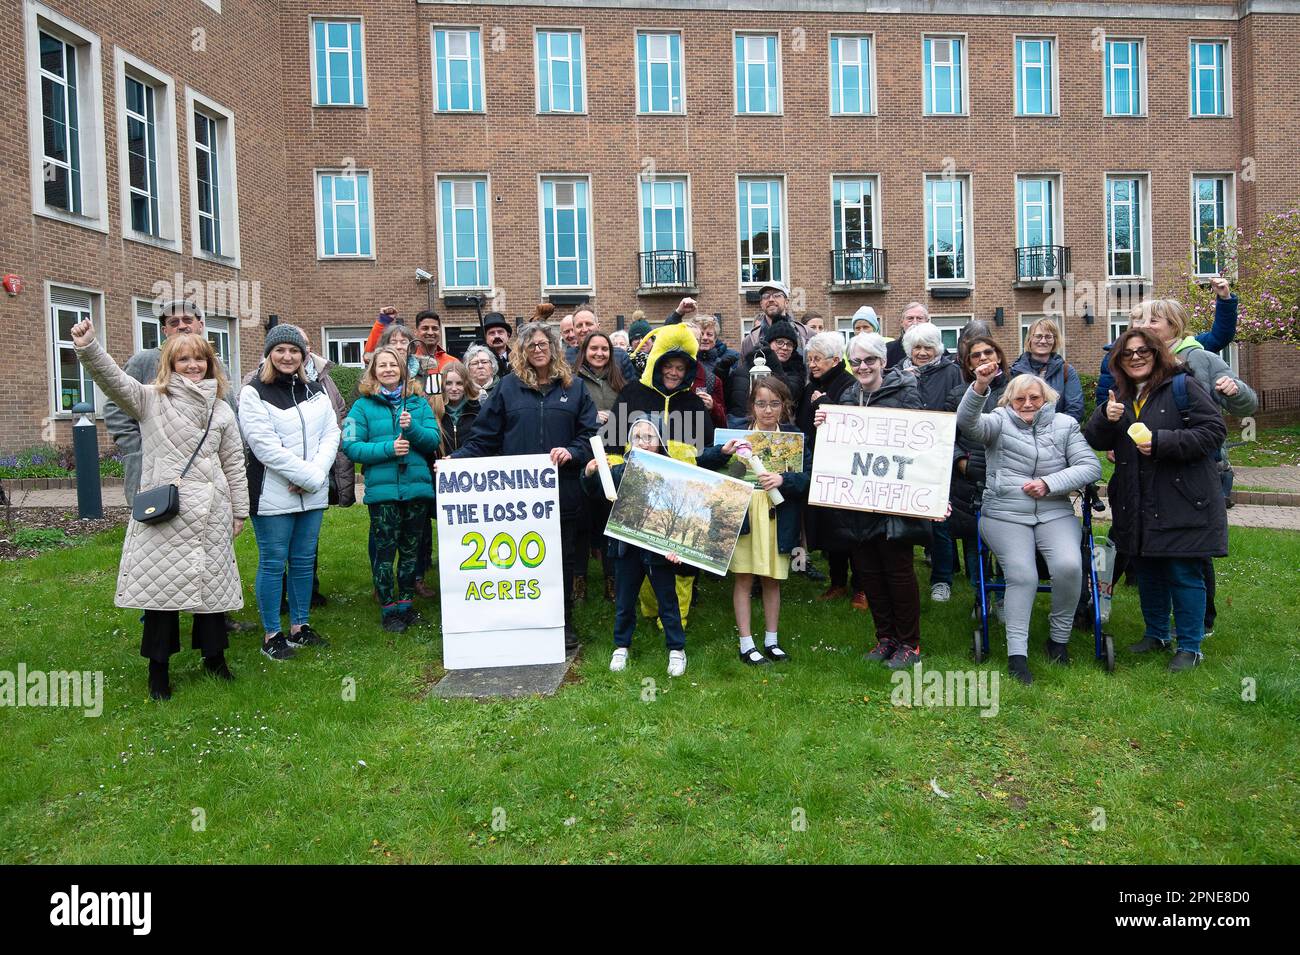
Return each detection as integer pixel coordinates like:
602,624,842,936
342,347,441,632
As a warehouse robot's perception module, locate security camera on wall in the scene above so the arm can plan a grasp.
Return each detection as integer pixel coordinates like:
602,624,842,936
415,268,433,282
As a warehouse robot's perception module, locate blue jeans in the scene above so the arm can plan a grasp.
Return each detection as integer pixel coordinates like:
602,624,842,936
1135,557,1206,653
929,518,955,586
251,509,325,634
613,550,684,651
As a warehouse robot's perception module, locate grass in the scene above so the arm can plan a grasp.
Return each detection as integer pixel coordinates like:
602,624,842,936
1,506,1297,864
1228,426,1300,469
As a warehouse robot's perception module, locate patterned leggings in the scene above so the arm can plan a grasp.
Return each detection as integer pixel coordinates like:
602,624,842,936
369,501,430,617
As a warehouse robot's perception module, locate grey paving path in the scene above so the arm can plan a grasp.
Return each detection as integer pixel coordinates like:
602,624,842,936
1075,499,1300,531
1233,465,1300,493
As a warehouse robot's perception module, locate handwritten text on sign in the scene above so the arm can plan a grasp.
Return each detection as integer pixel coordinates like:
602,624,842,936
809,405,957,519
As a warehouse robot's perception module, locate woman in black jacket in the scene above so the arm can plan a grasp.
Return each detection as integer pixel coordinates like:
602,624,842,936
798,331,860,605
451,321,599,650
728,321,806,428
813,333,930,671
1084,328,1227,672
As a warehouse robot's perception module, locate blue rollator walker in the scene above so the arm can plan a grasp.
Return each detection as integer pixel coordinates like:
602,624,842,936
972,483,1116,672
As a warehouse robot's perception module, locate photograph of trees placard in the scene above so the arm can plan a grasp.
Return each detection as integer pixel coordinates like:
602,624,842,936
714,429,805,486
605,450,754,575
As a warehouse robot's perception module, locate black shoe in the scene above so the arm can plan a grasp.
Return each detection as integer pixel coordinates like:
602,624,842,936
863,639,897,663
310,591,328,608
884,645,922,671
202,655,235,681
1128,636,1172,654
764,642,791,662
261,633,297,661
740,646,772,666
148,661,172,701
1045,639,1071,665
286,624,328,648
1072,610,1094,632
802,564,828,583
564,625,580,652
1008,654,1034,685
402,608,423,628
1168,650,1203,672
382,615,408,634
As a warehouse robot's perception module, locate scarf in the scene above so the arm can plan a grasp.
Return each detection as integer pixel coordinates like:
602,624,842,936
379,385,405,405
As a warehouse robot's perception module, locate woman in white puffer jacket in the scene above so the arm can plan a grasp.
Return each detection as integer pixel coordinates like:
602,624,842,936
238,325,340,661
957,365,1101,685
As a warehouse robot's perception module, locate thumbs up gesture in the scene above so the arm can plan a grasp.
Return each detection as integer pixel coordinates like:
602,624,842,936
1105,390,1125,422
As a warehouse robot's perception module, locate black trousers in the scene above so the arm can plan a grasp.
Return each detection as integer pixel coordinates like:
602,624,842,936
1203,557,1217,630
560,512,581,629
141,610,228,662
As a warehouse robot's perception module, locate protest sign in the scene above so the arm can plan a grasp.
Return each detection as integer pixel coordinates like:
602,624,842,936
713,428,805,489
604,450,752,575
436,454,565,668
809,405,957,520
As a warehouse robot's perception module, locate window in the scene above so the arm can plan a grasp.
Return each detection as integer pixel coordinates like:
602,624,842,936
1190,40,1228,117
311,18,366,107
1192,174,1234,276
114,52,180,248
433,27,483,112
1108,312,1129,347
186,89,240,265
134,298,160,351
438,176,492,290
1015,175,1064,280
737,177,785,285
929,315,970,353
637,31,683,114
316,170,374,259
923,36,965,115
25,3,108,230
639,176,691,286
536,30,585,114
205,316,237,379
735,33,780,115
1020,313,1067,359
48,284,100,414
832,176,882,282
539,177,592,290
1015,37,1055,115
1104,39,1144,116
324,327,370,368
924,174,971,283
1106,175,1148,279
830,34,874,115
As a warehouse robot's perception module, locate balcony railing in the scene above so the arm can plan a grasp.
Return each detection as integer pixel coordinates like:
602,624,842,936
830,247,888,285
638,250,696,289
1015,245,1071,283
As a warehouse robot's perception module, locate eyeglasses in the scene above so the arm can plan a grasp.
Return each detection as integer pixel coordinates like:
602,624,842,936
525,341,550,352
1030,334,1056,343
760,292,786,302
969,350,997,361
849,356,882,367
164,315,200,328
1120,346,1155,360
753,400,784,410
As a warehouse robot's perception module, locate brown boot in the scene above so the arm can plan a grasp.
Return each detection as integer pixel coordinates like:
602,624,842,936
414,579,437,599
818,585,848,601
572,577,587,602
851,591,869,612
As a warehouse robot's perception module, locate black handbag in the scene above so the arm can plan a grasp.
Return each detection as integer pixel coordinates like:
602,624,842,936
132,404,216,524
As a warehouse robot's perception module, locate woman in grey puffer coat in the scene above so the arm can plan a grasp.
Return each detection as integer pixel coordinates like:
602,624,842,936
957,365,1102,685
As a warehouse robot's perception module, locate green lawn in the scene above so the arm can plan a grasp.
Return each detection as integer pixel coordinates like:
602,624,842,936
1,506,1297,864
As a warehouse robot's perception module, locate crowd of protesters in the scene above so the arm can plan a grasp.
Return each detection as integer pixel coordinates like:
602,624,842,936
76,272,1250,697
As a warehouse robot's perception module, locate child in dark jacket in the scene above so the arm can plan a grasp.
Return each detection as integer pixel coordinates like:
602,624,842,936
583,417,687,677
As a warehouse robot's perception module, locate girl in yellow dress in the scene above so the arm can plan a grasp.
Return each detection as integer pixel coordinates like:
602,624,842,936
702,378,811,666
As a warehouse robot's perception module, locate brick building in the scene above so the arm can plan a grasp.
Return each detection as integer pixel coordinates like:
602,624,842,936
3,0,1299,452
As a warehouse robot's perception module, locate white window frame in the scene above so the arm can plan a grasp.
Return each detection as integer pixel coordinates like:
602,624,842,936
828,33,876,116
133,297,161,352
314,168,376,260
323,326,371,368
734,31,782,116
922,34,968,117
1104,172,1151,282
1190,172,1236,278
923,172,974,287
537,174,594,293
1108,312,1129,349
436,174,495,292
24,2,109,232
432,25,485,114
534,27,587,115
1103,36,1147,117
114,49,181,251
929,314,970,354
1015,173,1064,249
1189,38,1231,118
1013,35,1058,117
204,315,238,380
1019,312,1068,360
46,281,104,417
310,16,368,108
638,173,692,253
185,88,241,268
830,174,883,283
736,175,788,289
636,30,685,116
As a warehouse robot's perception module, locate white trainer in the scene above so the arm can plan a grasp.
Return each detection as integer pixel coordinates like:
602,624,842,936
667,650,687,677
931,582,951,602
609,648,629,672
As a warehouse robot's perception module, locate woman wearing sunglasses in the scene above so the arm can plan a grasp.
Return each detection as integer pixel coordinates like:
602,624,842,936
1085,329,1228,672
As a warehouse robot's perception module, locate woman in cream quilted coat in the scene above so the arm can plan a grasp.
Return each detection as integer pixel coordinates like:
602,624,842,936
71,319,248,701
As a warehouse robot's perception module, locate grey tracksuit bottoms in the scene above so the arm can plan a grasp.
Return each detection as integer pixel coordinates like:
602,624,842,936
978,514,1082,657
